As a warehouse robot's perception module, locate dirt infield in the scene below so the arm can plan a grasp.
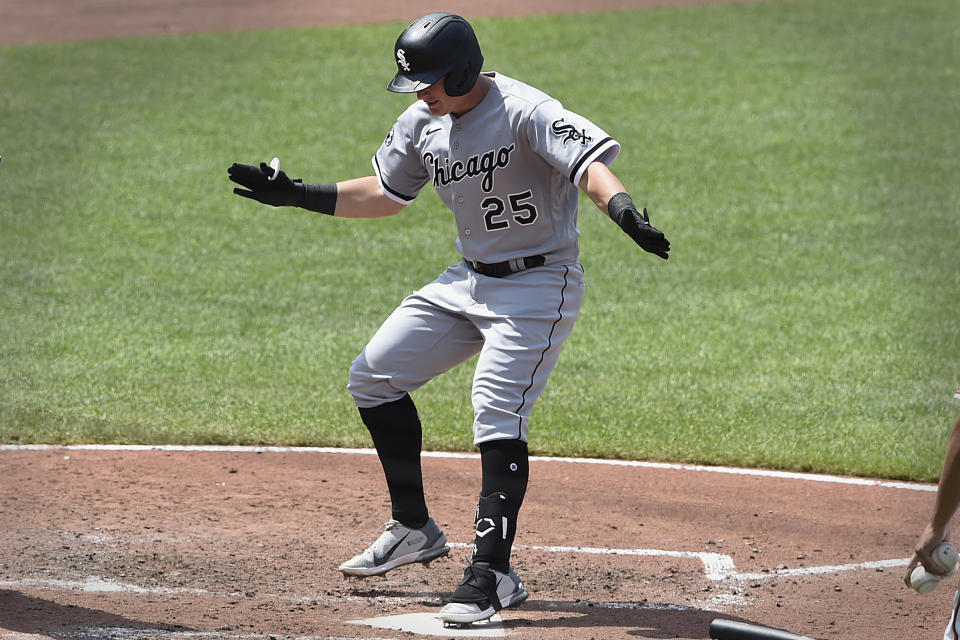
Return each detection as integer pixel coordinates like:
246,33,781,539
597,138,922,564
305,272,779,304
2,1,956,639
0,445,952,639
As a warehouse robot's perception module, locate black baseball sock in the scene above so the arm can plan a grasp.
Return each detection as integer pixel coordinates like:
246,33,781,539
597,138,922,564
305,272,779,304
472,439,529,572
357,394,429,529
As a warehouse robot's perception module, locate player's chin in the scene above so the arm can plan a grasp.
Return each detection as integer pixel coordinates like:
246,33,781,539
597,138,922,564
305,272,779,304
424,100,447,116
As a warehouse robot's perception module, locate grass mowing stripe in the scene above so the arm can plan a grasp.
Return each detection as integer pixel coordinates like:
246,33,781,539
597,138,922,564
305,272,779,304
1,1,957,481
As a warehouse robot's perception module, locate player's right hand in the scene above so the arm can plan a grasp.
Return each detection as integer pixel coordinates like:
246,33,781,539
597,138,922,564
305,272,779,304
617,207,670,260
228,162,304,207
904,526,953,586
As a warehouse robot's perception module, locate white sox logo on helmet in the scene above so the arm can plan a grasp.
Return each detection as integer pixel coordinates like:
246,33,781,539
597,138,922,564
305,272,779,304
551,119,593,146
397,49,411,72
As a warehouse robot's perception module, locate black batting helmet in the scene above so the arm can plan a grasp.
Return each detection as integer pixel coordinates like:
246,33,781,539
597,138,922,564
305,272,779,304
387,12,484,97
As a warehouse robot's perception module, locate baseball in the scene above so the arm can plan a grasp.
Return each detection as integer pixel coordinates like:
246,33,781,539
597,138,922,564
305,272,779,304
910,565,940,594
931,542,959,577
268,156,280,181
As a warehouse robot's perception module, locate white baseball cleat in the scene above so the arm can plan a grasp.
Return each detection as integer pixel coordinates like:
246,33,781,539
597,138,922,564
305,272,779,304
338,518,449,577
438,562,529,626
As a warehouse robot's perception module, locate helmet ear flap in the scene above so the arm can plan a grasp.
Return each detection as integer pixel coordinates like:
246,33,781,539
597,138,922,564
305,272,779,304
445,61,473,97
444,49,484,97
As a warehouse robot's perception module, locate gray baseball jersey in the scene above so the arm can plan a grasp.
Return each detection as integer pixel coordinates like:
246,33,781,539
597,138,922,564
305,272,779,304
372,72,620,265
349,72,620,443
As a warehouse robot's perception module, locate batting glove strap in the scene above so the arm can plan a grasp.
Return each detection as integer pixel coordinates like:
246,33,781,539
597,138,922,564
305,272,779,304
448,563,503,610
607,192,670,260
607,192,643,225
299,183,338,216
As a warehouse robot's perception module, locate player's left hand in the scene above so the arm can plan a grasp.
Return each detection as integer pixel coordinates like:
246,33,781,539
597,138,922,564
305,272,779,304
228,162,304,207
614,206,670,259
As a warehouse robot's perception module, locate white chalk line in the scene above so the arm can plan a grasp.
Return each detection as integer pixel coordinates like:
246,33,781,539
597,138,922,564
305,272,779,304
0,443,935,492
733,557,909,582
450,541,908,582
0,575,223,596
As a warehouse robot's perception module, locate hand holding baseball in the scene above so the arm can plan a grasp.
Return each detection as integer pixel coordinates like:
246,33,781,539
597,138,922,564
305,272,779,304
907,541,958,594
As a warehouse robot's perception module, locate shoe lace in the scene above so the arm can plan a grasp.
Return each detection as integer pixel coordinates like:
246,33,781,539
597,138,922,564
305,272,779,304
383,520,402,532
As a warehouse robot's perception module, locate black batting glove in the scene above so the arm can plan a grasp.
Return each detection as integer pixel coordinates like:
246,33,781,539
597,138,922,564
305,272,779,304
228,162,305,207
607,193,670,260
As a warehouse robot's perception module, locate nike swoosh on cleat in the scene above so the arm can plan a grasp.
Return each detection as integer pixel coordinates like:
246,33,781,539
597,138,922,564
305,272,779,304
378,531,411,562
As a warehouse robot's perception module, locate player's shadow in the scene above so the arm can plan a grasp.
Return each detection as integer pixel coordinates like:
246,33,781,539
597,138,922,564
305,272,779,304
502,599,743,639
0,589,192,635
338,587,760,639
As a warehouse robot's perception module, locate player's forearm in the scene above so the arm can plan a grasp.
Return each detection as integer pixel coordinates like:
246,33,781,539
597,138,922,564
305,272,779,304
929,412,960,536
578,161,628,216
579,160,670,259
332,176,406,218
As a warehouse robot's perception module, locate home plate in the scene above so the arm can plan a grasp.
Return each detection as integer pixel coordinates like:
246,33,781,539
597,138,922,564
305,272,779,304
348,612,506,637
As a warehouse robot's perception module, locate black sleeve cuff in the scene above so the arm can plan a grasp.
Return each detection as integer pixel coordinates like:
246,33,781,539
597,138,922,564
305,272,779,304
298,183,338,215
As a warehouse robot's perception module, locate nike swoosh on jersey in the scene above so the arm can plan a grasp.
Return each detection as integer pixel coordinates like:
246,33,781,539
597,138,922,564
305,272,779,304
426,127,442,135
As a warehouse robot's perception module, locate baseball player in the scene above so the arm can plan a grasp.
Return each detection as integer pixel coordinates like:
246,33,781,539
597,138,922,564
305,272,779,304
904,386,960,639
228,12,669,626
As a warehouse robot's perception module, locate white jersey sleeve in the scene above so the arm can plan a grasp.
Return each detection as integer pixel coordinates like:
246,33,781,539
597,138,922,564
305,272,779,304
524,98,620,186
372,109,431,205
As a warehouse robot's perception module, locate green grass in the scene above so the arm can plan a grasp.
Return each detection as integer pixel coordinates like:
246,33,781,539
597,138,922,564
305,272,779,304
1,0,958,481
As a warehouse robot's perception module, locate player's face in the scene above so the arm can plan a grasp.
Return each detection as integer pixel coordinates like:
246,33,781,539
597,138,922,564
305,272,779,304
416,79,455,117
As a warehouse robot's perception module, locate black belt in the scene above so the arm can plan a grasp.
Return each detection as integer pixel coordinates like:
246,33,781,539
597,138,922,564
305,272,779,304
465,255,545,277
